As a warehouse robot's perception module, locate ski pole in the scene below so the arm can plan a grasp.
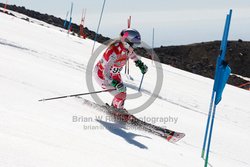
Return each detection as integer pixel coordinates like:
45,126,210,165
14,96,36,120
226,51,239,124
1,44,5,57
38,89,115,102
138,74,145,92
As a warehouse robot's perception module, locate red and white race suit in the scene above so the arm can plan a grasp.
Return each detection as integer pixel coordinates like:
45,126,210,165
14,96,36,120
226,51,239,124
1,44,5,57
94,41,139,109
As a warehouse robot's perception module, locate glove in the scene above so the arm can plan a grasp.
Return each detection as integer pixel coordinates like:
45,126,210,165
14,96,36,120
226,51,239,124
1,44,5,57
111,80,126,92
116,82,126,92
135,60,148,74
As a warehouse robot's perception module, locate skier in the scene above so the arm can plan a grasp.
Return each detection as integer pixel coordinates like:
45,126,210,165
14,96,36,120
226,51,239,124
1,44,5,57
94,28,148,112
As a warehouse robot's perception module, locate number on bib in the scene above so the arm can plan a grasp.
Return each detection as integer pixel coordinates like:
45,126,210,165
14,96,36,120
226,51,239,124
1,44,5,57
111,67,122,74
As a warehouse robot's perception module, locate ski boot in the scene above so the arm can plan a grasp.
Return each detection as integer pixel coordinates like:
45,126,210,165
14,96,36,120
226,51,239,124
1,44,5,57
107,103,133,122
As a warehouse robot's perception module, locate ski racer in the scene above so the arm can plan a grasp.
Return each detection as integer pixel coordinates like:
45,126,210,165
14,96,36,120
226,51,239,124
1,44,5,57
94,28,148,112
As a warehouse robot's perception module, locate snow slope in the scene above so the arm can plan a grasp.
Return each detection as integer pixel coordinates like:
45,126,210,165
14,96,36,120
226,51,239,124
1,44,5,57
0,11,250,167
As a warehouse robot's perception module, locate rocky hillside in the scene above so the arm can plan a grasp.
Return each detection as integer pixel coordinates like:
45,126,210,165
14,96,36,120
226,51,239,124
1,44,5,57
1,3,249,89
153,41,250,87
0,3,110,43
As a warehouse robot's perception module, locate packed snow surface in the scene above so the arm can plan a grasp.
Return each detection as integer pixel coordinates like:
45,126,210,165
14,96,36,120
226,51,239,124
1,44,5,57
0,10,250,167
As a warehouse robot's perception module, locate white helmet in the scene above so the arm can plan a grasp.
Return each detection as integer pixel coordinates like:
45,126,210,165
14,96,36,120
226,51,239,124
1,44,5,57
120,28,141,47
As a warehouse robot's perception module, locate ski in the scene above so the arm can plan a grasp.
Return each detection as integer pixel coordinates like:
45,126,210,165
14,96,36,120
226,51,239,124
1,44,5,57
78,97,185,143
103,104,185,143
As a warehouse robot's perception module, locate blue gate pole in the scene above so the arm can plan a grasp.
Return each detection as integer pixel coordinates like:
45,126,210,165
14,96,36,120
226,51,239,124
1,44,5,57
201,90,215,158
205,102,217,167
91,0,106,55
67,2,74,31
63,11,69,28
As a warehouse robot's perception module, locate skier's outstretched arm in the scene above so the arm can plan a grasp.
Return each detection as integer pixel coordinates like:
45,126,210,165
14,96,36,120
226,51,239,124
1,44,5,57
126,44,148,75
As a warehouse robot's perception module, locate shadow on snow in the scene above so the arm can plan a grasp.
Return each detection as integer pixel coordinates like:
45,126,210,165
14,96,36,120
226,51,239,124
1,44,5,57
96,119,150,149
